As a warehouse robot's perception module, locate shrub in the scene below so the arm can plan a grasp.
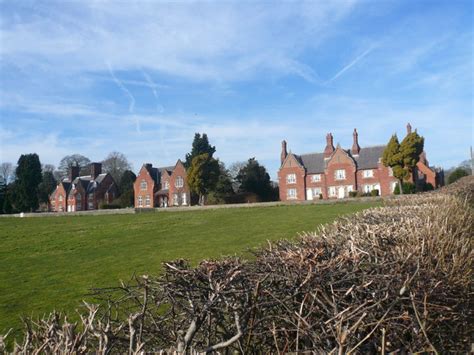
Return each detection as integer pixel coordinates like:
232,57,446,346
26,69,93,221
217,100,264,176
447,167,469,185
99,203,121,210
393,181,415,194
370,189,379,196
348,191,358,198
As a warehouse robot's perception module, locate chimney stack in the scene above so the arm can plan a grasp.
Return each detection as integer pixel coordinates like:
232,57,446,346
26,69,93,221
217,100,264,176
281,140,288,165
90,162,102,179
352,128,361,155
406,122,412,135
324,133,335,158
69,165,80,182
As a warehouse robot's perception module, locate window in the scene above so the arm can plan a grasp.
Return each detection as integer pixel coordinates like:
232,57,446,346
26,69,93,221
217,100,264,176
163,180,169,190
363,170,374,178
140,180,147,190
335,170,346,180
58,195,63,202
363,184,381,193
145,195,151,207
76,194,82,202
311,174,321,183
175,176,184,188
173,193,179,205
307,187,322,200
286,174,296,184
138,196,143,207
182,193,187,205
388,167,394,177
287,188,297,199
329,186,337,197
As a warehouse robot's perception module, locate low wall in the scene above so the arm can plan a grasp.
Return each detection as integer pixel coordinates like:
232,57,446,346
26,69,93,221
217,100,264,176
0,196,386,218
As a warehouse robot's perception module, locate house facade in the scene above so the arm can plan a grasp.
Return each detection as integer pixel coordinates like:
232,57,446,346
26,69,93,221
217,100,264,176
50,163,118,212
134,160,190,208
278,124,443,201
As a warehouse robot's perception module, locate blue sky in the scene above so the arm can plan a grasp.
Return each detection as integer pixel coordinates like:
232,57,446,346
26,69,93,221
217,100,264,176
0,0,472,179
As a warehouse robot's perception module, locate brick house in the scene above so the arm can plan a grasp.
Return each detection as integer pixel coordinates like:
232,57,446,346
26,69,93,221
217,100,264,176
278,124,443,201
50,163,118,212
134,160,190,208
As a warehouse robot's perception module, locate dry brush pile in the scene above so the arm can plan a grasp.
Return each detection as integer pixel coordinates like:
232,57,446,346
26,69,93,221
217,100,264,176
2,177,473,354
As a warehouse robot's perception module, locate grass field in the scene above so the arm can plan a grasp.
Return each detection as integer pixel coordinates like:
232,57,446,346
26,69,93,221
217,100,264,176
0,201,377,335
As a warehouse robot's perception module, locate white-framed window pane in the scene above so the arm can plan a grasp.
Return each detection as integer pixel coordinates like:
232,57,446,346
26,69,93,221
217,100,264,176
175,176,184,188
182,193,187,205
287,188,297,199
335,170,346,180
329,187,336,197
388,167,394,176
311,174,321,182
145,195,151,207
138,196,143,207
363,170,373,178
140,180,147,190
173,193,179,205
286,174,296,184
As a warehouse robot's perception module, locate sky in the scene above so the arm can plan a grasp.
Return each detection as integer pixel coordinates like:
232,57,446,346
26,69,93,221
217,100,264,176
0,0,472,180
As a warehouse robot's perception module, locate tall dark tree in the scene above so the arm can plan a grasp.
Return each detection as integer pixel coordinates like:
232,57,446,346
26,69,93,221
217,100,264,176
208,162,234,204
102,151,132,183
236,158,273,201
0,175,6,214
185,133,216,168
187,153,220,205
15,153,43,212
118,170,137,207
58,154,91,178
38,170,57,205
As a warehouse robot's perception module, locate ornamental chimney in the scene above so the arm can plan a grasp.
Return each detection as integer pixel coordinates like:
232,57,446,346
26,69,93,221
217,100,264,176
406,122,412,135
90,162,102,180
281,140,288,165
324,133,335,158
352,128,361,155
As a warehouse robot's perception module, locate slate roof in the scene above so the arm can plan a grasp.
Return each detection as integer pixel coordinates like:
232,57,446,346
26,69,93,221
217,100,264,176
354,145,386,169
294,145,386,173
158,166,174,175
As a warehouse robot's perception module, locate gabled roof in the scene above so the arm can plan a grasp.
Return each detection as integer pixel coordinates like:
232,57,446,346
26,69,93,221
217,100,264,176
143,164,159,184
292,145,386,173
158,166,174,175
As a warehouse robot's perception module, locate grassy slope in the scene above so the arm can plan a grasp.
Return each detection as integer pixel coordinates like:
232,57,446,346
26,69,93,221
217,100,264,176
0,202,376,334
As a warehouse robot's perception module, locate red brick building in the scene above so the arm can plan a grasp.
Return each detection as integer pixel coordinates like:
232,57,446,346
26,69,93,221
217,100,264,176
134,160,190,208
50,163,118,212
278,124,443,201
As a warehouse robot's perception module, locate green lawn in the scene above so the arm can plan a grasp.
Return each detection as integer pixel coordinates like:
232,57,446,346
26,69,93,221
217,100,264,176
0,202,376,335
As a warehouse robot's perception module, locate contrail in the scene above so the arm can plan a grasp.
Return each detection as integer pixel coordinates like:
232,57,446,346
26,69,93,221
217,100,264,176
106,61,140,133
142,70,164,113
326,45,376,84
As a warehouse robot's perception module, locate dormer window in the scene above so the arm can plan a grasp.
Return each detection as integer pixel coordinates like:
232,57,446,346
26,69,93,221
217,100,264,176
140,180,147,190
335,169,346,180
163,181,169,190
286,174,296,184
175,176,184,188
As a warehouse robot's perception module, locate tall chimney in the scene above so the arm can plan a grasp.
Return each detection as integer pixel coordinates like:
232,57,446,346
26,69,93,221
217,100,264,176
90,162,102,179
406,122,412,135
281,140,288,165
324,133,335,158
69,165,80,182
352,128,360,155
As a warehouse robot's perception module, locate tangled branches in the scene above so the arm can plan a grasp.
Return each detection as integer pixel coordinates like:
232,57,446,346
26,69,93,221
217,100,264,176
4,177,473,353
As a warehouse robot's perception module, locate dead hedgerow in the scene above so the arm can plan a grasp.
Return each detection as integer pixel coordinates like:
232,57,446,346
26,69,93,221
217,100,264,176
2,177,473,354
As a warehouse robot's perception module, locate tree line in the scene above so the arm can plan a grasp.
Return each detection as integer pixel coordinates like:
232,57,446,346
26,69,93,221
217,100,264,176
0,133,278,213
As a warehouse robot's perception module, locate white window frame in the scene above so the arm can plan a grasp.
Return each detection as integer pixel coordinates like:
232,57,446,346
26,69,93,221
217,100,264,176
58,195,63,202
173,193,179,206
163,180,169,190
145,195,151,207
311,174,321,183
286,174,296,184
140,180,147,190
329,186,337,197
175,176,184,188
138,196,143,207
182,192,187,205
363,170,374,178
388,167,394,177
287,188,297,199
335,169,346,180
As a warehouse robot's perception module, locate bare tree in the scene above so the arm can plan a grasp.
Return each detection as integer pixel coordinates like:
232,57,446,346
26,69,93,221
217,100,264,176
58,154,91,178
102,151,132,183
0,162,14,184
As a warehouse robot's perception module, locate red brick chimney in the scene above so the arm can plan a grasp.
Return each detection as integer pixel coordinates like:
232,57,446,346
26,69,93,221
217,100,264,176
352,128,360,155
69,165,80,182
90,162,102,179
324,133,335,158
281,140,288,165
406,122,412,135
